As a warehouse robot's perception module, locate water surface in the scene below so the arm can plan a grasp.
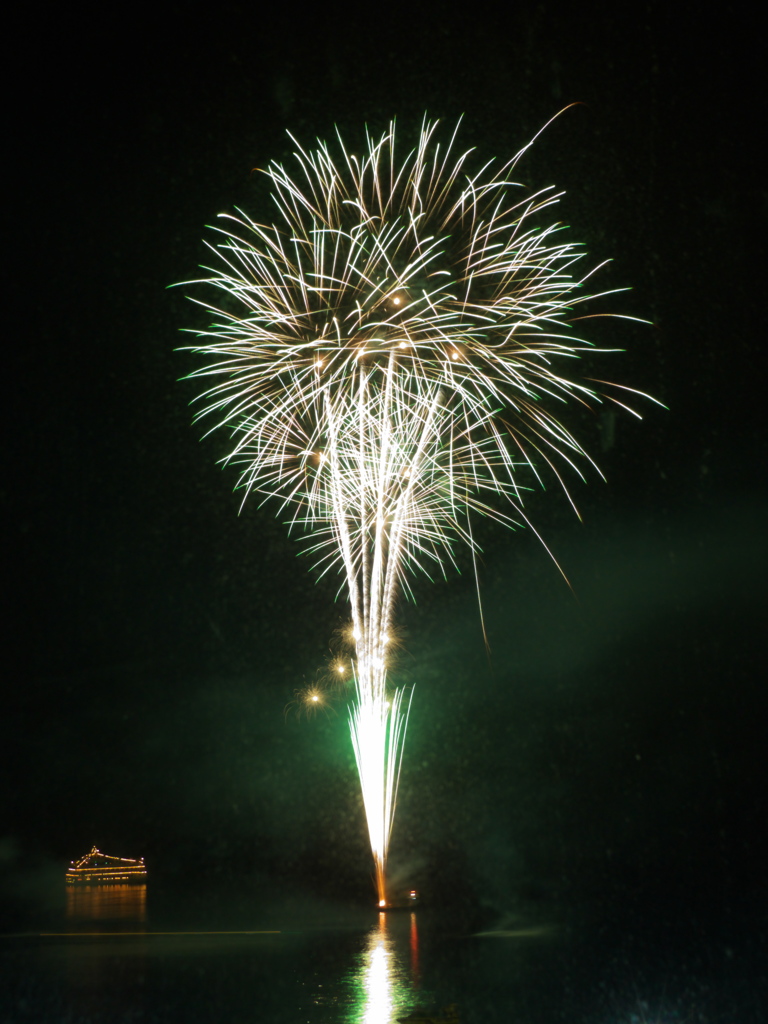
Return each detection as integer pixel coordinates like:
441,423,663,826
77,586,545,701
1,883,764,1023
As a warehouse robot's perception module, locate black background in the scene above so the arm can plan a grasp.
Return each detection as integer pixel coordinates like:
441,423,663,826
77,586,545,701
2,0,765,935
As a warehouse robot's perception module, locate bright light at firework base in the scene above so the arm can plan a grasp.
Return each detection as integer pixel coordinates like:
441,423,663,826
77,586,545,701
349,667,412,907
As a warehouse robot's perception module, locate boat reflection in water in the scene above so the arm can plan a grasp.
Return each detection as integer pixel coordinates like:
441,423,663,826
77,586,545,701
351,911,421,1024
66,883,147,927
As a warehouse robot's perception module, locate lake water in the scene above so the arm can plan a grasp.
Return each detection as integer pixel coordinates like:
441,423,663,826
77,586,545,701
1,883,765,1022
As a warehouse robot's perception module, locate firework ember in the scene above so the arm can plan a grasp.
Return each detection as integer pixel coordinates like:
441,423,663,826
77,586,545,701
178,115,657,905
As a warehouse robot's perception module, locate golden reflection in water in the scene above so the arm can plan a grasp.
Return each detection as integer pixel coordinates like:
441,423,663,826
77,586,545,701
353,911,419,1024
66,884,147,924
409,911,420,989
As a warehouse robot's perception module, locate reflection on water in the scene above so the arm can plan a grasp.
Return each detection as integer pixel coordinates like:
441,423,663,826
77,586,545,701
2,901,760,1024
350,912,420,1024
66,884,147,926
409,912,420,990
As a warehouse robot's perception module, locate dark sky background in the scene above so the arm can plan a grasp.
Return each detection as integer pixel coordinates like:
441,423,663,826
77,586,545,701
2,0,765,933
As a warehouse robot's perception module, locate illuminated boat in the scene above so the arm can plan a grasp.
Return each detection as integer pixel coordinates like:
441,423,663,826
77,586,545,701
66,846,147,885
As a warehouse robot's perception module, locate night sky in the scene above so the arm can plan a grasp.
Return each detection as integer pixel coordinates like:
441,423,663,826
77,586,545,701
2,1,765,933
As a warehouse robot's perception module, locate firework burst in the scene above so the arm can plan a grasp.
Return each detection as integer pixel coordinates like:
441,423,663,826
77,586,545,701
285,682,337,720
178,114,657,905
